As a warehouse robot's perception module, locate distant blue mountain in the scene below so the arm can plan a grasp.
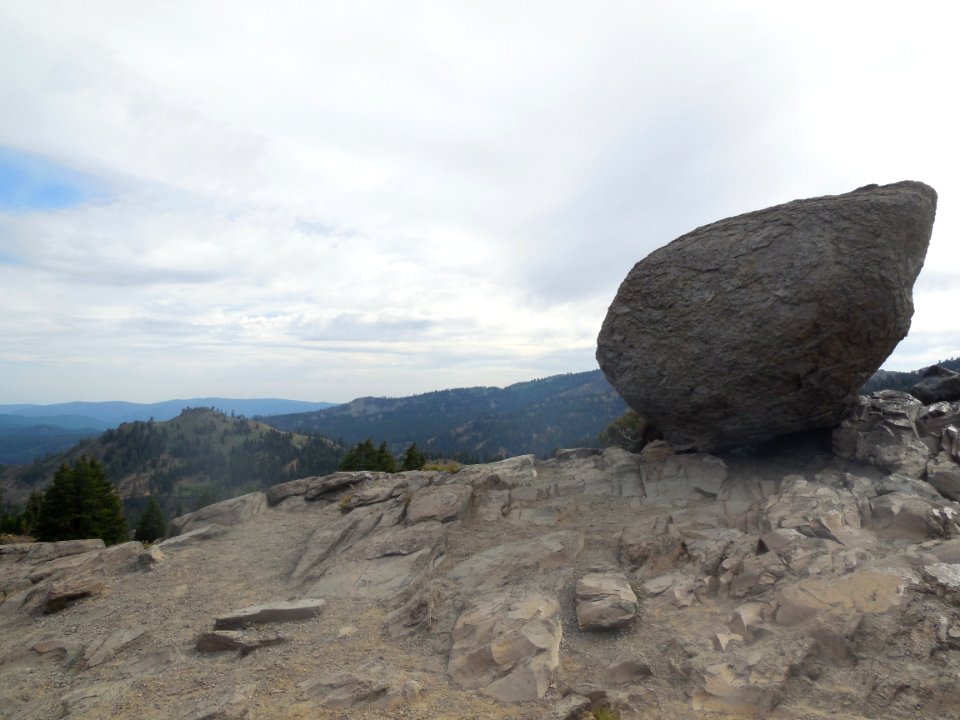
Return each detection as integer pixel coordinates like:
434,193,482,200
0,414,109,431
0,398,337,428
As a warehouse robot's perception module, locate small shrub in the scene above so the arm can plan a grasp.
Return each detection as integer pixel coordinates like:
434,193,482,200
422,461,461,473
338,493,355,513
589,702,621,720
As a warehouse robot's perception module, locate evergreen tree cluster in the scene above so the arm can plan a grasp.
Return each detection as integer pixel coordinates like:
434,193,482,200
339,440,426,472
34,457,128,545
0,489,41,536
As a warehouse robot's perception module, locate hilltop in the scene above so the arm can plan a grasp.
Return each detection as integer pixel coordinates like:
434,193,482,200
0,408,342,521
0,398,337,465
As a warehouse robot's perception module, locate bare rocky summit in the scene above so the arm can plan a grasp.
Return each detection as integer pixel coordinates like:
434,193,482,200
2,389,960,719
597,181,938,452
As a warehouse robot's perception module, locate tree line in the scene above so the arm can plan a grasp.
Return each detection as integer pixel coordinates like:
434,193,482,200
0,456,169,544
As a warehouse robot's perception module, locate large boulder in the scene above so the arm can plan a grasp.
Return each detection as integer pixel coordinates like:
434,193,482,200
597,181,937,452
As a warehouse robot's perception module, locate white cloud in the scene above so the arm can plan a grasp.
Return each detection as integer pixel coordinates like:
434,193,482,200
0,1,957,403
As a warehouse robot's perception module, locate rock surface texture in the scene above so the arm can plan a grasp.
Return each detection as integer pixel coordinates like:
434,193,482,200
597,181,938,452
5,417,960,718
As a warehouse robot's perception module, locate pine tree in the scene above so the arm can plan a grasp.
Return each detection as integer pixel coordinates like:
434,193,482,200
375,442,397,473
340,439,378,471
134,497,166,543
35,457,129,545
401,443,426,471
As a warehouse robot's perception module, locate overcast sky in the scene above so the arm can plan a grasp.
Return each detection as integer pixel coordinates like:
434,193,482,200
1,1,957,404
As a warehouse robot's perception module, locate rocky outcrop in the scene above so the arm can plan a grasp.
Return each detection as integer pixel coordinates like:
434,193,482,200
12,421,960,718
834,391,960,500
298,663,422,710
575,572,638,630
0,540,143,617
167,492,266,536
213,599,326,629
597,181,937,452
448,591,562,702
911,365,960,404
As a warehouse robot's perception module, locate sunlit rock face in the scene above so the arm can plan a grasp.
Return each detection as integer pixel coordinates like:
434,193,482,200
597,181,938,452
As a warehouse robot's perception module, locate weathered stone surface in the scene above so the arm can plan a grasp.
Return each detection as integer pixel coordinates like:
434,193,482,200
448,591,561,702
305,522,446,600
0,539,105,565
868,492,959,541
383,577,462,639
727,602,769,644
606,658,653,684
180,684,254,720
304,473,377,502
575,572,639,630
912,366,960,404
214,598,326,629
918,402,960,439
639,446,728,506
447,531,584,591
833,391,932,477
597,181,937,452
406,483,473,523
774,569,910,626
620,516,688,574
763,476,861,543
945,426,960,459
83,627,145,668
156,524,228,549
290,503,390,584
928,451,960,500
38,576,105,614
299,663,420,709
168,492,266,537
265,475,318,505
454,454,538,488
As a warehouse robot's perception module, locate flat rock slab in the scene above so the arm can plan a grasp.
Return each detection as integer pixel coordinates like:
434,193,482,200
196,630,284,655
0,539,105,565
39,577,105,614
214,598,326,629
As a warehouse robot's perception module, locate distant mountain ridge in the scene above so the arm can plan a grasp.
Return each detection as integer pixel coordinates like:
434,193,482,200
0,399,338,466
0,398,338,427
267,369,628,461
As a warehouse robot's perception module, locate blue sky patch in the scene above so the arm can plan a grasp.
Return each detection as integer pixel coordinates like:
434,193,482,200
0,146,103,213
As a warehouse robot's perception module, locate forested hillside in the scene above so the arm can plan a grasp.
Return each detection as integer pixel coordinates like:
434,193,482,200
1,407,342,524
0,418,105,464
267,370,628,461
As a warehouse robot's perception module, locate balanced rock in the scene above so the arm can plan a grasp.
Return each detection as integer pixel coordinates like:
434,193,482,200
597,181,937,452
